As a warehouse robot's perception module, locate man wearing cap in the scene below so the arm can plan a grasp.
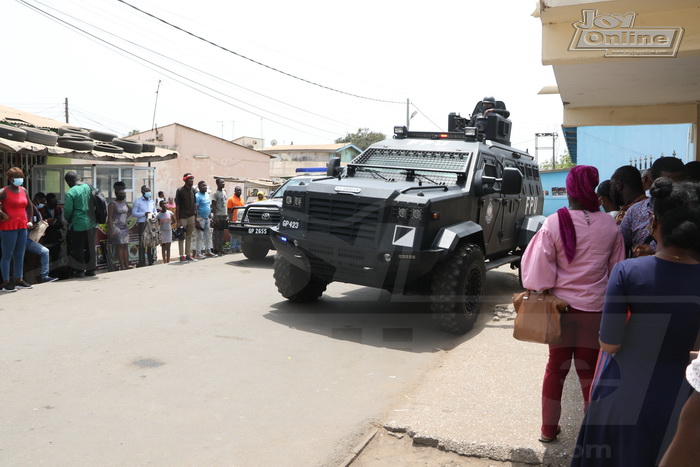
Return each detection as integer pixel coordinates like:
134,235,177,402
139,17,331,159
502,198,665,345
175,173,197,262
131,184,158,267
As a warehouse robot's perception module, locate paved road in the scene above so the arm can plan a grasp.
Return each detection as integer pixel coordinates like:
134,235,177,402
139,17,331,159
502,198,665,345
0,253,516,466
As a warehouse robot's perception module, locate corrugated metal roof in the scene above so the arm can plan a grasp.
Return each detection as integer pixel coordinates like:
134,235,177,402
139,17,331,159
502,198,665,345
0,136,177,162
0,105,67,130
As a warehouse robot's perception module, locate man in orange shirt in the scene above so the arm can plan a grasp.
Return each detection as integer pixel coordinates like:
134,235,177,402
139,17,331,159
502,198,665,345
226,186,245,252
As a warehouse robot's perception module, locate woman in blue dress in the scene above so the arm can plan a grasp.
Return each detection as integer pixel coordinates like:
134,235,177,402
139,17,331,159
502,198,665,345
572,178,700,466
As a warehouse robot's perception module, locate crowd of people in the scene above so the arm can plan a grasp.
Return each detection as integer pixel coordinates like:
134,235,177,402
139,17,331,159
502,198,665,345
522,158,700,465
0,168,261,289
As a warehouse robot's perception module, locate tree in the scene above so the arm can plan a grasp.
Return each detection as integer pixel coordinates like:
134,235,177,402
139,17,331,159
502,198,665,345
335,128,386,151
128,129,140,137
539,151,575,171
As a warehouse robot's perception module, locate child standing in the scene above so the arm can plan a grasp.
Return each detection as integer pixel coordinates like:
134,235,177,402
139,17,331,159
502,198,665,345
157,201,174,264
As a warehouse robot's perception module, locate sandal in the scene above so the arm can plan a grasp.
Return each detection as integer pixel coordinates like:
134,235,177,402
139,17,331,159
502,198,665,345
539,426,561,443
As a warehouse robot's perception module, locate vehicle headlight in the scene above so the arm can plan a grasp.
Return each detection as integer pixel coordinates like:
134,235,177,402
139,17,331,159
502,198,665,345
398,207,408,218
411,209,422,220
285,195,293,205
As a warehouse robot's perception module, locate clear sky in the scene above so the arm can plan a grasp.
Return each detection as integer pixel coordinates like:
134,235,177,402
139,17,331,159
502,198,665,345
3,0,564,157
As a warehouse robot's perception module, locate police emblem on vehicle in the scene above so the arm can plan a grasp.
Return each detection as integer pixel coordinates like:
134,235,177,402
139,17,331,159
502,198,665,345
262,212,271,220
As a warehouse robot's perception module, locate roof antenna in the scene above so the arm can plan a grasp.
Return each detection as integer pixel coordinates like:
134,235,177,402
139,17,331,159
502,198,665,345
151,80,161,132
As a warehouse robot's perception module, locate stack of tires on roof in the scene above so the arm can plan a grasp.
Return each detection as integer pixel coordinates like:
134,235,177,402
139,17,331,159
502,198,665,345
0,123,155,154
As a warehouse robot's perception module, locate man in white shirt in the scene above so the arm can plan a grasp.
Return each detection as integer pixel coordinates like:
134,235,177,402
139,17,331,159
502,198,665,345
131,185,157,267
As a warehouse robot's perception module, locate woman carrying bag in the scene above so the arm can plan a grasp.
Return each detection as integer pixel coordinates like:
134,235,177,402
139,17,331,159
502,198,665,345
521,165,625,443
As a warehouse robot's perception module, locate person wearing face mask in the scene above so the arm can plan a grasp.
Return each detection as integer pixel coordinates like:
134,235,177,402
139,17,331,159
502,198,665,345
131,184,157,267
39,192,64,274
108,181,131,270
0,167,34,292
24,192,57,283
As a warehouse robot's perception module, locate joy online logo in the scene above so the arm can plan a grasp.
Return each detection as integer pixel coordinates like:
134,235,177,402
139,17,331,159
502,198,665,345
569,10,683,57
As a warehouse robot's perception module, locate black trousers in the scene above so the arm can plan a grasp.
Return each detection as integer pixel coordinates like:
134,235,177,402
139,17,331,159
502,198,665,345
67,228,96,272
138,222,155,266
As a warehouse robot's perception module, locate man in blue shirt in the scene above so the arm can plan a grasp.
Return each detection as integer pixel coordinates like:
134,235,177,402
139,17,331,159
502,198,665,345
195,180,215,259
132,184,157,267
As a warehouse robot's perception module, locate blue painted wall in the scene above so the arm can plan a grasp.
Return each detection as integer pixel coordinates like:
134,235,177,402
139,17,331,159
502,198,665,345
540,124,692,216
541,169,571,216
577,124,692,181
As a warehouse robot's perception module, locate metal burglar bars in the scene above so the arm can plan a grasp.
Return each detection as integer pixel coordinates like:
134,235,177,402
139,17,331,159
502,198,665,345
349,148,472,185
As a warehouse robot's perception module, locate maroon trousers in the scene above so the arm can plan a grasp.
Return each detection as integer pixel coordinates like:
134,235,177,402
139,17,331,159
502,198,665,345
541,308,601,438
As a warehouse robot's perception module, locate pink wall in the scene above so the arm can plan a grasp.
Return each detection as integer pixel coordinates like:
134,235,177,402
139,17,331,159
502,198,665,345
134,124,271,199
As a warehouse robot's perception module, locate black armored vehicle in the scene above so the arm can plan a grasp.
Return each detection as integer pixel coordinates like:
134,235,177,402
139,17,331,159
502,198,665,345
270,100,545,334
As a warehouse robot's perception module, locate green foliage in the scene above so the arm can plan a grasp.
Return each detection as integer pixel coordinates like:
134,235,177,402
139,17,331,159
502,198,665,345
539,152,575,171
335,128,386,151
128,129,140,137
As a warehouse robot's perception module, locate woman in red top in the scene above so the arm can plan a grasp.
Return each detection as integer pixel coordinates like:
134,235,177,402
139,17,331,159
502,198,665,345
0,167,34,292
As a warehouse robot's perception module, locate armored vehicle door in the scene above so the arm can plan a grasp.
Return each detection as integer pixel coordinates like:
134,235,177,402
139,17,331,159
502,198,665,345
497,159,522,249
476,155,502,256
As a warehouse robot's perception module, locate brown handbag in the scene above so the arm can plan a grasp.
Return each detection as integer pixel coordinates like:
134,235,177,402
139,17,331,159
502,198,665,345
512,290,569,344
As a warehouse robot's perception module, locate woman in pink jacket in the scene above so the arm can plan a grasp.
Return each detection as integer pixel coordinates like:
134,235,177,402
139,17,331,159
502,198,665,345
521,165,625,443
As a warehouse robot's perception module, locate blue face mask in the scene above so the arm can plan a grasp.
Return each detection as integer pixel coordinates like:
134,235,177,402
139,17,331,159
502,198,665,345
37,203,45,209
12,178,23,187
144,192,151,199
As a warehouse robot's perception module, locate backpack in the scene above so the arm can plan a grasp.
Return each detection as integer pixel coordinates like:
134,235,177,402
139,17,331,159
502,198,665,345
142,215,161,248
89,185,108,224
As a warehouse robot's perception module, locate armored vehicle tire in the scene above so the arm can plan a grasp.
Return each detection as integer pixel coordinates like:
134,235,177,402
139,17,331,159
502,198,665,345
273,254,327,302
242,241,269,260
430,243,486,334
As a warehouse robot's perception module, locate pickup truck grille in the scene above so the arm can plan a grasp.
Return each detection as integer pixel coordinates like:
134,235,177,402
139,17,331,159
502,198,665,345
247,207,280,225
308,197,380,243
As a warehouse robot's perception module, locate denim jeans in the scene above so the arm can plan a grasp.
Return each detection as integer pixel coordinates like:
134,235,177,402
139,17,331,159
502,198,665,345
195,217,212,253
25,240,50,279
0,229,27,281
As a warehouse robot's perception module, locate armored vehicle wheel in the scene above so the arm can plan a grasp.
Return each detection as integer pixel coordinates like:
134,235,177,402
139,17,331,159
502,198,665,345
273,254,327,302
430,243,486,334
242,241,269,260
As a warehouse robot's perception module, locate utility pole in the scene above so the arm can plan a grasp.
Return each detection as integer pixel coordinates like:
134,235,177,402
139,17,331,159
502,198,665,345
216,121,224,138
64,97,69,123
535,132,558,169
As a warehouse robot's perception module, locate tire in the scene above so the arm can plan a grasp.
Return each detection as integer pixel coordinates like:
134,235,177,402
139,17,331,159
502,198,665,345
112,138,142,154
142,142,156,153
0,123,27,142
430,242,486,334
89,129,118,142
94,143,124,154
242,241,270,260
273,254,327,302
58,125,89,136
20,126,58,146
57,135,95,151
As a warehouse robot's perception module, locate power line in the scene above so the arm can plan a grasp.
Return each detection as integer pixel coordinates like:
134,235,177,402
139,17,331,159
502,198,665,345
410,102,443,131
33,0,354,130
115,0,405,105
16,0,337,139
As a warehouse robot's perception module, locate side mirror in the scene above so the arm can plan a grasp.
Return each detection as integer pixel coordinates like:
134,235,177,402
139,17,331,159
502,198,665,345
501,167,522,195
473,169,496,197
327,157,341,177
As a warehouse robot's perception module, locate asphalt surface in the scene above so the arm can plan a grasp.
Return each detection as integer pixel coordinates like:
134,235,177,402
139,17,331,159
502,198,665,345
1,253,582,466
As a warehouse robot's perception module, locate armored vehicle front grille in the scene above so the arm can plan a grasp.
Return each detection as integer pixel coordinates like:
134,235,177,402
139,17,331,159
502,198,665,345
247,208,280,225
308,197,380,243
352,148,471,172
